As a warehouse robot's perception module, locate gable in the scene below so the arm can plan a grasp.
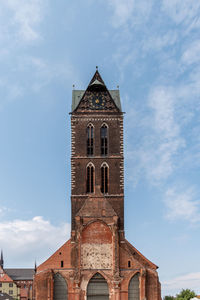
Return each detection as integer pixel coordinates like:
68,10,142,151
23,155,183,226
120,240,158,270
72,70,121,113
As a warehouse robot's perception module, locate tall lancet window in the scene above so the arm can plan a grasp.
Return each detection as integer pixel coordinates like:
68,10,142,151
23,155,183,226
101,163,108,194
86,163,94,193
87,124,94,156
100,124,108,156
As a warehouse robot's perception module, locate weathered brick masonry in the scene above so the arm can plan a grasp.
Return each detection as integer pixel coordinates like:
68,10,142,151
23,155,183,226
33,70,161,300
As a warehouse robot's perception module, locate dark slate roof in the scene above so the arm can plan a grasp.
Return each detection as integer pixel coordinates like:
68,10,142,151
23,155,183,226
0,293,14,300
72,89,122,112
4,269,34,280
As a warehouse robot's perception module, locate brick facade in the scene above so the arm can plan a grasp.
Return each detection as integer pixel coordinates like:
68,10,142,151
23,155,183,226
33,70,161,300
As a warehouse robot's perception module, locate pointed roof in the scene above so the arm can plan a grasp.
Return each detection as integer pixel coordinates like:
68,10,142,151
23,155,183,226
0,267,13,283
88,69,106,87
71,69,122,112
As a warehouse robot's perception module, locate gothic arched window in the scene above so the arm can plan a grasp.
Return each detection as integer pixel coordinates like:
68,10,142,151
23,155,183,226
87,273,109,300
100,124,108,156
87,124,94,156
86,163,94,193
101,163,108,194
128,273,140,300
53,273,68,300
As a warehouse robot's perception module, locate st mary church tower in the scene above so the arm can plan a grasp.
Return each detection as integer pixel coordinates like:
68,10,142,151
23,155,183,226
34,70,161,300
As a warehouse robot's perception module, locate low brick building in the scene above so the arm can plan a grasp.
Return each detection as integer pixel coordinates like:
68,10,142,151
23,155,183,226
34,70,161,300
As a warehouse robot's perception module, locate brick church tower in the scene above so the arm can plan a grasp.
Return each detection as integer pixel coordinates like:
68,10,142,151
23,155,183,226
34,70,161,300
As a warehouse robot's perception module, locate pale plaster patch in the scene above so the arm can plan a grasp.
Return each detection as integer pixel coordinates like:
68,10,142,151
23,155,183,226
81,243,112,269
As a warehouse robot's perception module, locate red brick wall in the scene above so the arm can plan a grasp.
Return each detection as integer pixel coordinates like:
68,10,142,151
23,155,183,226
82,221,112,244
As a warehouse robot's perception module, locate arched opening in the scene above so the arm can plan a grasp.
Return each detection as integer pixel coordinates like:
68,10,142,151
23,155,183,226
128,273,140,300
86,163,95,193
100,124,108,156
53,273,68,300
87,124,94,156
101,163,108,194
87,273,109,299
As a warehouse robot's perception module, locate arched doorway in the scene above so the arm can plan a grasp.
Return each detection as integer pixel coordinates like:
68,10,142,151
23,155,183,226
128,273,139,300
53,272,68,300
87,273,109,300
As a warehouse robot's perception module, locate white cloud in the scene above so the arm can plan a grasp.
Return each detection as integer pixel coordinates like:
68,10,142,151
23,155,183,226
164,187,200,223
182,41,200,65
162,0,200,27
131,87,185,184
108,0,135,27
142,31,178,52
108,0,152,28
162,272,200,296
1,0,47,42
0,216,70,267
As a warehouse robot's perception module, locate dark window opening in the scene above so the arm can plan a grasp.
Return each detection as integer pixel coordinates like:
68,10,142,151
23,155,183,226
61,261,64,268
101,124,108,156
87,125,94,156
101,164,108,194
86,165,94,193
128,260,131,268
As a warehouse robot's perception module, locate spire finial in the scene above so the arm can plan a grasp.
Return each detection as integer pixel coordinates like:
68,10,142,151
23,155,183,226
34,260,37,273
0,250,4,269
96,66,98,70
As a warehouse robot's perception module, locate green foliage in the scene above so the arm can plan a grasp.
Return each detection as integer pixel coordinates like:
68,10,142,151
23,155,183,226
176,289,196,300
164,289,196,300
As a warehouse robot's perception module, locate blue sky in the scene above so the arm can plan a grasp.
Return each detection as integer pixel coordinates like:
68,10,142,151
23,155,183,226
0,0,200,297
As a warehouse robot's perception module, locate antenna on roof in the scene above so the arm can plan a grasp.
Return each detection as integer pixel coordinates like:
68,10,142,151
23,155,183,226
117,85,119,89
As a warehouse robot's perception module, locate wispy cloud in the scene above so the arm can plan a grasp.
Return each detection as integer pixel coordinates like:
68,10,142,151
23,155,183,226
108,0,152,28
108,0,135,27
162,272,200,296
164,186,200,223
0,216,70,267
1,0,47,42
125,86,185,185
162,0,200,28
182,41,200,65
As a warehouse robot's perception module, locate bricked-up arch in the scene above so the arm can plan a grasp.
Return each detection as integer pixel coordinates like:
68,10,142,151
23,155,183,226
128,273,140,300
53,273,67,300
87,273,109,300
86,163,95,193
100,124,108,156
101,162,109,194
81,221,112,269
82,220,112,244
87,123,94,156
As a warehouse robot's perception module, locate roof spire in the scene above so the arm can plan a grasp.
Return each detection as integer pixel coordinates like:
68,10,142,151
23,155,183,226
0,249,4,268
34,260,37,273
